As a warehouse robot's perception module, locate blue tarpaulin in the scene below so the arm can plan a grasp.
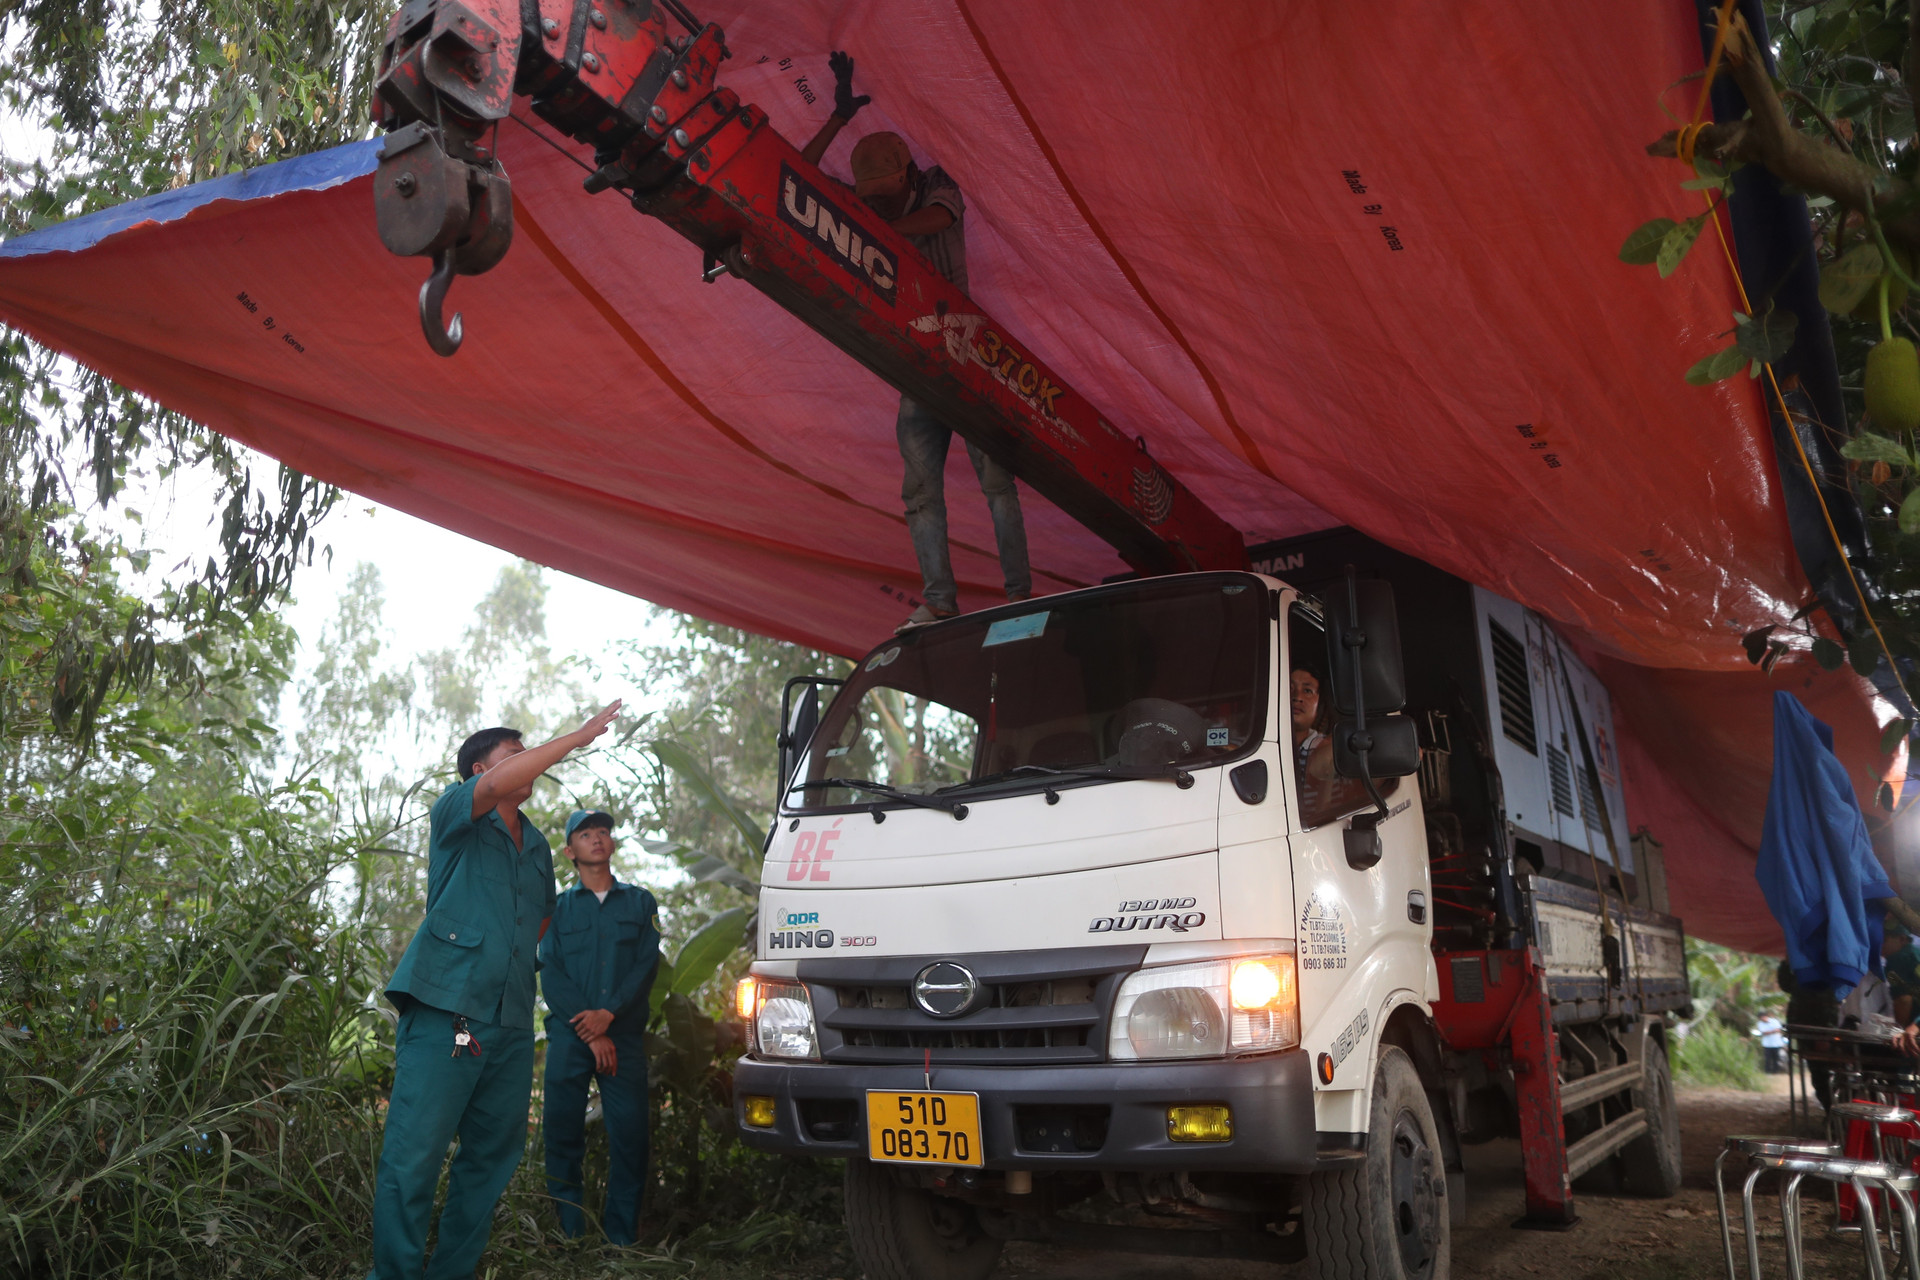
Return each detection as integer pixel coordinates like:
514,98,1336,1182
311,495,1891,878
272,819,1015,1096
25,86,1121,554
1757,691,1893,994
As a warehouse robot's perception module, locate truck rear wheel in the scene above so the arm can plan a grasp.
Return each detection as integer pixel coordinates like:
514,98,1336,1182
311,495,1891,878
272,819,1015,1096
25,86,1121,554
1303,1045,1449,1280
842,1157,1002,1280
1618,1036,1682,1196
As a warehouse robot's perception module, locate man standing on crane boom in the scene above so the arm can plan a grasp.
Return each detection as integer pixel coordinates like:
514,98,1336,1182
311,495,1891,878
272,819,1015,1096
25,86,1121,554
800,51,1032,632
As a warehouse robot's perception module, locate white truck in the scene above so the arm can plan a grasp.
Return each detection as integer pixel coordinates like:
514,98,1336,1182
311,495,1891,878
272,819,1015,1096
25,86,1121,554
733,528,1689,1280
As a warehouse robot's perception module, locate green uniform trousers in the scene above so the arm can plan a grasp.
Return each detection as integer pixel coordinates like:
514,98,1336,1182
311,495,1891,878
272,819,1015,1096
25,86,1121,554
543,1028,650,1244
367,1004,534,1280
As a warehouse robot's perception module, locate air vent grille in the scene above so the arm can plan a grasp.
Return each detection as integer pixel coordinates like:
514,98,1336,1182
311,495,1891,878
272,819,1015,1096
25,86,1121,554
1547,745,1576,817
1489,621,1538,754
1576,762,1604,830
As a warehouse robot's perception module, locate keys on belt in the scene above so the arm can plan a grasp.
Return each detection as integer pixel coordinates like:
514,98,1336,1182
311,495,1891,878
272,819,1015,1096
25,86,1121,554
451,1014,483,1058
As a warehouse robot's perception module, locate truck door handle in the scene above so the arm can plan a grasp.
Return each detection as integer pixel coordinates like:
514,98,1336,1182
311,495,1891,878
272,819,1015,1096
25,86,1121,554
1407,891,1427,925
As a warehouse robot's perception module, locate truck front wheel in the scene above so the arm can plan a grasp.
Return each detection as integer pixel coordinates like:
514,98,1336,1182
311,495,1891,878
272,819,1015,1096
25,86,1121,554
1303,1045,1449,1280
843,1158,1002,1280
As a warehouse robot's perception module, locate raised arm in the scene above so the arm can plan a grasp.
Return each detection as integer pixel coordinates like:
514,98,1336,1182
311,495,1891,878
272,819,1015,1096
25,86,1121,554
471,701,621,817
800,116,846,168
800,51,869,168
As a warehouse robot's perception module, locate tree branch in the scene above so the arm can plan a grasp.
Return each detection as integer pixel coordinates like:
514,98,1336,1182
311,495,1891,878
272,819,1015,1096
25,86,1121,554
1780,88,1851,151
1646,12,1920,247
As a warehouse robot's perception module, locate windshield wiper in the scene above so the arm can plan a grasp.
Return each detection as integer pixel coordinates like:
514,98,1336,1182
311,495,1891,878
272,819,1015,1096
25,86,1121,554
789,777,970,819
939,762,1196,794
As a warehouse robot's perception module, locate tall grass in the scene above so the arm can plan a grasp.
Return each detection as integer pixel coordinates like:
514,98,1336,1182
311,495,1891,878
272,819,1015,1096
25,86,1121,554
0,796,391,1278
0,787,844,1278
1672,1016,1766,1091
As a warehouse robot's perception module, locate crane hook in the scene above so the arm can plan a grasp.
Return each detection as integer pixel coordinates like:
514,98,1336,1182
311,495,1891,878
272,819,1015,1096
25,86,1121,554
419,250,464,357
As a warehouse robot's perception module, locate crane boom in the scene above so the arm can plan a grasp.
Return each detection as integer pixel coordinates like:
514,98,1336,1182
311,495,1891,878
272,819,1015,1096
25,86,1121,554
371,0,1246,575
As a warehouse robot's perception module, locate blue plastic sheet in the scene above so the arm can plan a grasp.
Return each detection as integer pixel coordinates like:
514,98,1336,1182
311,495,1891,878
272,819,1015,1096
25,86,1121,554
1757,691,1893,994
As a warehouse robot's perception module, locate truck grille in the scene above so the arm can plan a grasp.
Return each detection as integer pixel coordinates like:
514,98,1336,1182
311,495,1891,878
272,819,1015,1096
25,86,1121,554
794,947,1147,1065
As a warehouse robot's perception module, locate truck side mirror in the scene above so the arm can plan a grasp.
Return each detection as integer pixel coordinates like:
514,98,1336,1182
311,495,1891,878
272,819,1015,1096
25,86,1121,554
1326,567,1413,871
1332,714,1420,779
1326,577,1406,716
778,675,844,796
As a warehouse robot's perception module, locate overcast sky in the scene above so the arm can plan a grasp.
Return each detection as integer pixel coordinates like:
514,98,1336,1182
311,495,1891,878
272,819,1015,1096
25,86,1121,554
280,496,672,690
108,448,676,744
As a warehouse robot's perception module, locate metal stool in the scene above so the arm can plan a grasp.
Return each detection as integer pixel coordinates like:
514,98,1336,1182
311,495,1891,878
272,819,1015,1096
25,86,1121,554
1718,1137,1840,1280
1766,1154,1919,1280
1829,1100,1917,1240
1831,1102,1916,1166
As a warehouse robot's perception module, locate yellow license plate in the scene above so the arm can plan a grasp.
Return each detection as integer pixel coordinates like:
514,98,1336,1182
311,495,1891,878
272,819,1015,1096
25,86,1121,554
865,1090,984,1167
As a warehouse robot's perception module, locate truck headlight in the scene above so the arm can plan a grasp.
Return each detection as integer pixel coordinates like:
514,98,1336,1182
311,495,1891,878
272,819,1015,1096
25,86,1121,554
1108,954,1298,1060
751,980,820,1061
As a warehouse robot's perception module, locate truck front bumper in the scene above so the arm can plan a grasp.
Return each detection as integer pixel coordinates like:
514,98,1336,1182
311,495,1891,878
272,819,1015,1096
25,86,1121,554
733,1049,1320,1173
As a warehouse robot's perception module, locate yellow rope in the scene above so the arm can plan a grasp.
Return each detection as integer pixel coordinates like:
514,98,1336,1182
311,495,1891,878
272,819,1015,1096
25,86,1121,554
1682,0,1917,717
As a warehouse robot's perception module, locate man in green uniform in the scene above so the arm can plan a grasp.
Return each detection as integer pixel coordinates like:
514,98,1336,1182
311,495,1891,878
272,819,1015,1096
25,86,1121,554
368,702,620,1280
539,809,661,1245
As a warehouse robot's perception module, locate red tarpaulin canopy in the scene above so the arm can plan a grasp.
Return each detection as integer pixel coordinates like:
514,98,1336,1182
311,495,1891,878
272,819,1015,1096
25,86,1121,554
0,0,1897,952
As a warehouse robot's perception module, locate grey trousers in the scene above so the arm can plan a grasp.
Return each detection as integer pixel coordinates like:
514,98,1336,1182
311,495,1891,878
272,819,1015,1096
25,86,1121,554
897,396,1030,613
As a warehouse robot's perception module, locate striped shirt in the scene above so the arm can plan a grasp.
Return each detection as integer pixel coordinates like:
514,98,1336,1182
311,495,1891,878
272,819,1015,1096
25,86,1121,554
905,164,967,291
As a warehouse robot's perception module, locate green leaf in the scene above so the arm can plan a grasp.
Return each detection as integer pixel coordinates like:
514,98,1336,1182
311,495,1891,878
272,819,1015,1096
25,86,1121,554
1841,433,1915,466
1812,637,1846,670
1850,633,1881,678
1881,718,1912,755
1657,216,1705,278
649,992,720,1092
1819,243,1885,314
1681,159,1739,192
682,853,756,894
1684,343,1749,385
1735,307,1799,364
647,739,765,859
1620,218,1678,265
669,906,748,1000
1902,487,1920,534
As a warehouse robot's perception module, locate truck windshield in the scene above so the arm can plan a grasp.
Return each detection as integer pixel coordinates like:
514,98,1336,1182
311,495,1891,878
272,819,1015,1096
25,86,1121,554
790,574,1268,811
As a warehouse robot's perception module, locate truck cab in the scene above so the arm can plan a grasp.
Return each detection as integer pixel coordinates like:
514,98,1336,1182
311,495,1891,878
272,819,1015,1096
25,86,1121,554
734,546,1685,1280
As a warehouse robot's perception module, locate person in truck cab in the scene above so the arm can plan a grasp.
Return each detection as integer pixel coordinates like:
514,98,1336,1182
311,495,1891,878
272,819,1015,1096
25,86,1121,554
539,809,660,1246
800,51,1032,634
1290,662,1376,826
1289,664,1333,780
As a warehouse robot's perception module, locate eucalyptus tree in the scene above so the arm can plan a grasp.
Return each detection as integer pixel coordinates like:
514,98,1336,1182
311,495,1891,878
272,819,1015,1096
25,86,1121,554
1,0,392,747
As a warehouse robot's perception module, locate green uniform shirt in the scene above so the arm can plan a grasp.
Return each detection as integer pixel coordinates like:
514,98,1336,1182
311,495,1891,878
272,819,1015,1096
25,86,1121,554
538,879,660,1041
384,773,557,1029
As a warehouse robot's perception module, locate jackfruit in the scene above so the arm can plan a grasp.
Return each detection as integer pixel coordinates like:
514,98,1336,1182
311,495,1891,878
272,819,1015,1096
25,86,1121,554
1865,338,1920,433
1856,250,1914,320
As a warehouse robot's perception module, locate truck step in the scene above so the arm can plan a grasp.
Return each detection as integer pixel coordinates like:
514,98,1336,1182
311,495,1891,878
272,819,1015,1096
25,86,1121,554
1563,1107,1651,1181
1558,1062,1642,1114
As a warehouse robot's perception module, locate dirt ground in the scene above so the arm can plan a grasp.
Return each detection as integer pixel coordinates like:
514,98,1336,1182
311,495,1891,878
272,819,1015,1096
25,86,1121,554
988,1075,1876,1280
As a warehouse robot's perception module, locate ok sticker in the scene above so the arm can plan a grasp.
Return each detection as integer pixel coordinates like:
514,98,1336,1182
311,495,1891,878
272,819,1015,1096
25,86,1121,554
1207,726,1229,748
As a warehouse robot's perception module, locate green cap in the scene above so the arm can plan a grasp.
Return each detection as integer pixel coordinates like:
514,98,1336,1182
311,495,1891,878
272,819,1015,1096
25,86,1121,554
565,809,614,840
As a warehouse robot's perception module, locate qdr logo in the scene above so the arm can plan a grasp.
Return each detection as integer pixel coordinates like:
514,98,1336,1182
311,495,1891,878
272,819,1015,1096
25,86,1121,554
778,910,820,927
